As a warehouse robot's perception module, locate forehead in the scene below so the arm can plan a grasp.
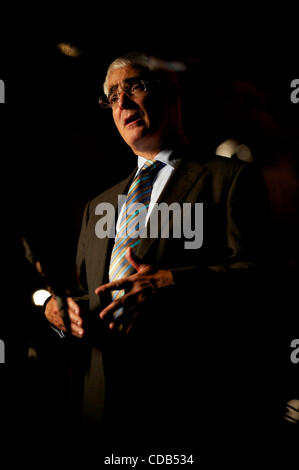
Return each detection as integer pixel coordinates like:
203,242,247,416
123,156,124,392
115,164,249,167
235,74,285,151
107,65,142,93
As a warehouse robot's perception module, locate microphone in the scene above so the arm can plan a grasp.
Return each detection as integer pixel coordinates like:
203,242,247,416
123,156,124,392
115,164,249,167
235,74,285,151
284,399,299,424
22,236,71,333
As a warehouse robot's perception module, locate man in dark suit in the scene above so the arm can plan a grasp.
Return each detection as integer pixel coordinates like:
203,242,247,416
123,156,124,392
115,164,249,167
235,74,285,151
44,52,273,458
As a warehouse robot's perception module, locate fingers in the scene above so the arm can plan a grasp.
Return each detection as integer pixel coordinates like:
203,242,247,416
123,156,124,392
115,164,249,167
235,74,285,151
45,297,66,331
99,290,142,331
44,296,85,338
67,297,80,314
126,247,148,272
99,296,125,327
95,259,154,332
94,250,150,297
70,322,85,338
125,247,141,272
95,277,131,295
66,298,85,338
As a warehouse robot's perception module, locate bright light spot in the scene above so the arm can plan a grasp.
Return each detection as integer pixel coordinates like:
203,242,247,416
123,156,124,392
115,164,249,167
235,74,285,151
33,289,51,306
57,42,81,57
216,139,239,158
236,144,254,162
216,139,253,162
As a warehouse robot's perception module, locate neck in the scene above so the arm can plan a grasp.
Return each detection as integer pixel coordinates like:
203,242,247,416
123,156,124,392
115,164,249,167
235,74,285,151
134,149,159,160
131,134,190,161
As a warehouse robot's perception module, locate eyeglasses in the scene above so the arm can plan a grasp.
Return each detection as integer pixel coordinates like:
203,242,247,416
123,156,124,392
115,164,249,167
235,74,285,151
99,79,158,109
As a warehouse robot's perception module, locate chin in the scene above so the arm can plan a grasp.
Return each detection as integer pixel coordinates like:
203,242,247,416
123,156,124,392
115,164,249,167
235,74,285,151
124,127,161,154
125,129,149,149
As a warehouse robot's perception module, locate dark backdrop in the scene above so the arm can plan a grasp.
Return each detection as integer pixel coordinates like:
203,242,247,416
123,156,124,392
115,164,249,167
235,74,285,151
0,31,298,463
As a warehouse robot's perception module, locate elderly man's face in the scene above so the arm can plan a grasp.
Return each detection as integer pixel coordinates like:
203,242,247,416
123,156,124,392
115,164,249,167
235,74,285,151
107,65,169,156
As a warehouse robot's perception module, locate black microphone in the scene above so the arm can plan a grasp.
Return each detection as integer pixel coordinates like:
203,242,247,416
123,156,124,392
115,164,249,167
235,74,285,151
284,399,299,424
22,236,71,333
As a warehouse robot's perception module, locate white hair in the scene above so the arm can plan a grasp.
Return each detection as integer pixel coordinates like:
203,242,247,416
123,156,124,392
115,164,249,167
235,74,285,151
102,52,186,142
103,52,153,96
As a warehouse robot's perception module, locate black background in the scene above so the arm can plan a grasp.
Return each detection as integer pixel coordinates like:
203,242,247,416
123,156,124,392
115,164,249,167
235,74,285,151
0,15,298,464
1,34,297,287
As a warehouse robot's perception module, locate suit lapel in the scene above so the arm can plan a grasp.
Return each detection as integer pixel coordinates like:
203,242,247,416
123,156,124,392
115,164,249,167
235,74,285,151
92,169,136,288
135,157,207,260
109,170,137,216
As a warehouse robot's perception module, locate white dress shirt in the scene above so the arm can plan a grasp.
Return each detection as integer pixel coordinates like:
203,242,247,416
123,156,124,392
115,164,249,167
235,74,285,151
116,149,179,233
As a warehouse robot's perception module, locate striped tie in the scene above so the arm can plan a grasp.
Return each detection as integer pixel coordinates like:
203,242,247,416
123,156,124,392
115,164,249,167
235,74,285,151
109,159,165,318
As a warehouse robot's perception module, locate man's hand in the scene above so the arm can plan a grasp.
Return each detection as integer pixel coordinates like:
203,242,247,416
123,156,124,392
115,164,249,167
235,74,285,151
95,248,174,332
44,296,85,338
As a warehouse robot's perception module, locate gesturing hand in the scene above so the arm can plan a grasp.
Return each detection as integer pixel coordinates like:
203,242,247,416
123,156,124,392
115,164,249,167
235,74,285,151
95,248,174,332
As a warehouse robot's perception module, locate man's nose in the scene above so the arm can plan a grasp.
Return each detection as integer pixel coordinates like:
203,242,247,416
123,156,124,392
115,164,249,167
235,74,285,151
118,91,137,110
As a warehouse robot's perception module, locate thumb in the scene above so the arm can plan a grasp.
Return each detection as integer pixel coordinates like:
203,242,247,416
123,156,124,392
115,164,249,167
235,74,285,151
126,247,147,272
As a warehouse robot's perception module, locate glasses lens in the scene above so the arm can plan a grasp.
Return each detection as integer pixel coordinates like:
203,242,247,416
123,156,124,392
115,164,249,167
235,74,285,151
99,80,148,108
129,79,146,94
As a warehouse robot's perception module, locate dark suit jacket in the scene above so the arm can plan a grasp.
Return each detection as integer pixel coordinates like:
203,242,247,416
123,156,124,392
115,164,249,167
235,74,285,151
67,144,275,453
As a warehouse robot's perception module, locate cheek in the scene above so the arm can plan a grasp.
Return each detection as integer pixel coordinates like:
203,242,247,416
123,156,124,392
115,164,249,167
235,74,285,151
112,110,120,126
112,113,123,134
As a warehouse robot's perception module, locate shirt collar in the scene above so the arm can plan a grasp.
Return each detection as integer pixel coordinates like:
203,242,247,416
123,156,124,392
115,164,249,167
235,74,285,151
137,149,178,171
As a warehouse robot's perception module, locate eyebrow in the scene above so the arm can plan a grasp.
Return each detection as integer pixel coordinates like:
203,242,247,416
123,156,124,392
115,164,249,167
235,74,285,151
107,76,142,97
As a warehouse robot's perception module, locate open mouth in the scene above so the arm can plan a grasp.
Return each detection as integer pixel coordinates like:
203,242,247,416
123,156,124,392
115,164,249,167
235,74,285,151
124,113,143,127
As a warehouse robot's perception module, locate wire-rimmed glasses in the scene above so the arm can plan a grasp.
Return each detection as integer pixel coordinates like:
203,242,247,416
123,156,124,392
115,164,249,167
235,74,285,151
99,79,157,109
